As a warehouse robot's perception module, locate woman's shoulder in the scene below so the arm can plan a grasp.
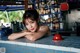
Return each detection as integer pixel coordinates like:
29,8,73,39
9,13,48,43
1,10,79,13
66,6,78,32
40,25,49,28
39,25,50,31
39,25,50,35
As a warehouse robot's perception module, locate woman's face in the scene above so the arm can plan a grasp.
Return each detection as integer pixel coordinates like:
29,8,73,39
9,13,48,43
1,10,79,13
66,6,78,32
25,18,38,32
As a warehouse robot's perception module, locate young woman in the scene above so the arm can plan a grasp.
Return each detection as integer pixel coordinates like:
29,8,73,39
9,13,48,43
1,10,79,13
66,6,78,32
8,9,50,41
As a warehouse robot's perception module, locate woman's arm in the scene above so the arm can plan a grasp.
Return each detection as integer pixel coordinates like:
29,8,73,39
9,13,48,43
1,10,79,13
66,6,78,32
25,26,50,41
8,26,50,41
8,30,28,40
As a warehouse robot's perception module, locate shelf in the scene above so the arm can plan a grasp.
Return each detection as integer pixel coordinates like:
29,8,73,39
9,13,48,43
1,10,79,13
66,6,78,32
28,0,65,31
0,1,24,5
0,5,24,11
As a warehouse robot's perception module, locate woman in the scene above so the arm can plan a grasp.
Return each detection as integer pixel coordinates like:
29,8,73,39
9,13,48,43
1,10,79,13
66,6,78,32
8,9,50,41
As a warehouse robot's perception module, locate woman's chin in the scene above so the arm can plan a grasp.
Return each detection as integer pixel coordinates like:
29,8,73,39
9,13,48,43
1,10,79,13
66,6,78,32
30,30,36,32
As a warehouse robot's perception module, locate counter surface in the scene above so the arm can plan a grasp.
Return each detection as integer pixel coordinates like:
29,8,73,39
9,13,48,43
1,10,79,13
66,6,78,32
0,34,80,53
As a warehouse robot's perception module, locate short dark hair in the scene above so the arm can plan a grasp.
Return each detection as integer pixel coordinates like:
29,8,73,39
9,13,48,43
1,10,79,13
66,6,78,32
23,9,39,25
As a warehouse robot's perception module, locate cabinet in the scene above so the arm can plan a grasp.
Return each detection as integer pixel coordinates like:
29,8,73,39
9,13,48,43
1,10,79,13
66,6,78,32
76,22,80,36
28,0,64,32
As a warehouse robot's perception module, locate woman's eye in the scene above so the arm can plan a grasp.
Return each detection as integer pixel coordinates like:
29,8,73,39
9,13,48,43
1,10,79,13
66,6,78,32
25,23,28,25
31,21,34,23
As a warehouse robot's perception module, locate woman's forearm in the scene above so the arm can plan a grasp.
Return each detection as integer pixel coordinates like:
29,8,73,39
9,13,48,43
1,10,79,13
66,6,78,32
8,32,27,40
25,31,46,41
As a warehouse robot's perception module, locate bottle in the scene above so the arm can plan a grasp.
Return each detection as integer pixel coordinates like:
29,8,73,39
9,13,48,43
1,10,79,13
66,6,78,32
60,22,63,30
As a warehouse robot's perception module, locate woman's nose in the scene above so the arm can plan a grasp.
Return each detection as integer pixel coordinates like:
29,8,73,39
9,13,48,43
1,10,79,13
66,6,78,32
30,25,33,28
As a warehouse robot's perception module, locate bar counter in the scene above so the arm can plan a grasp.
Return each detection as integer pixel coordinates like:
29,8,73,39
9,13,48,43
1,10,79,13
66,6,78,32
0,34,80,53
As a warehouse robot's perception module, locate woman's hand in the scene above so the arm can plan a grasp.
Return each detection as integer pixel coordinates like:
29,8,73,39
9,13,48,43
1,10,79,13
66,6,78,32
22,30,33,35
26,32,33,35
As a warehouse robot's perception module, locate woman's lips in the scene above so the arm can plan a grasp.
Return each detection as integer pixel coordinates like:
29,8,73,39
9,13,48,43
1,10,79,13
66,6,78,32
31,28,34,30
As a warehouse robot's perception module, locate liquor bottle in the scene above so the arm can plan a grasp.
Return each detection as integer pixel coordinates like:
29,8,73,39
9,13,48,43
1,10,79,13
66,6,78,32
60,22,63,30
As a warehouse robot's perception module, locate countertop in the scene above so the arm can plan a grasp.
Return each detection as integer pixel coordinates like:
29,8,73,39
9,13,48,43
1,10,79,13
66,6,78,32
0,34,80,53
